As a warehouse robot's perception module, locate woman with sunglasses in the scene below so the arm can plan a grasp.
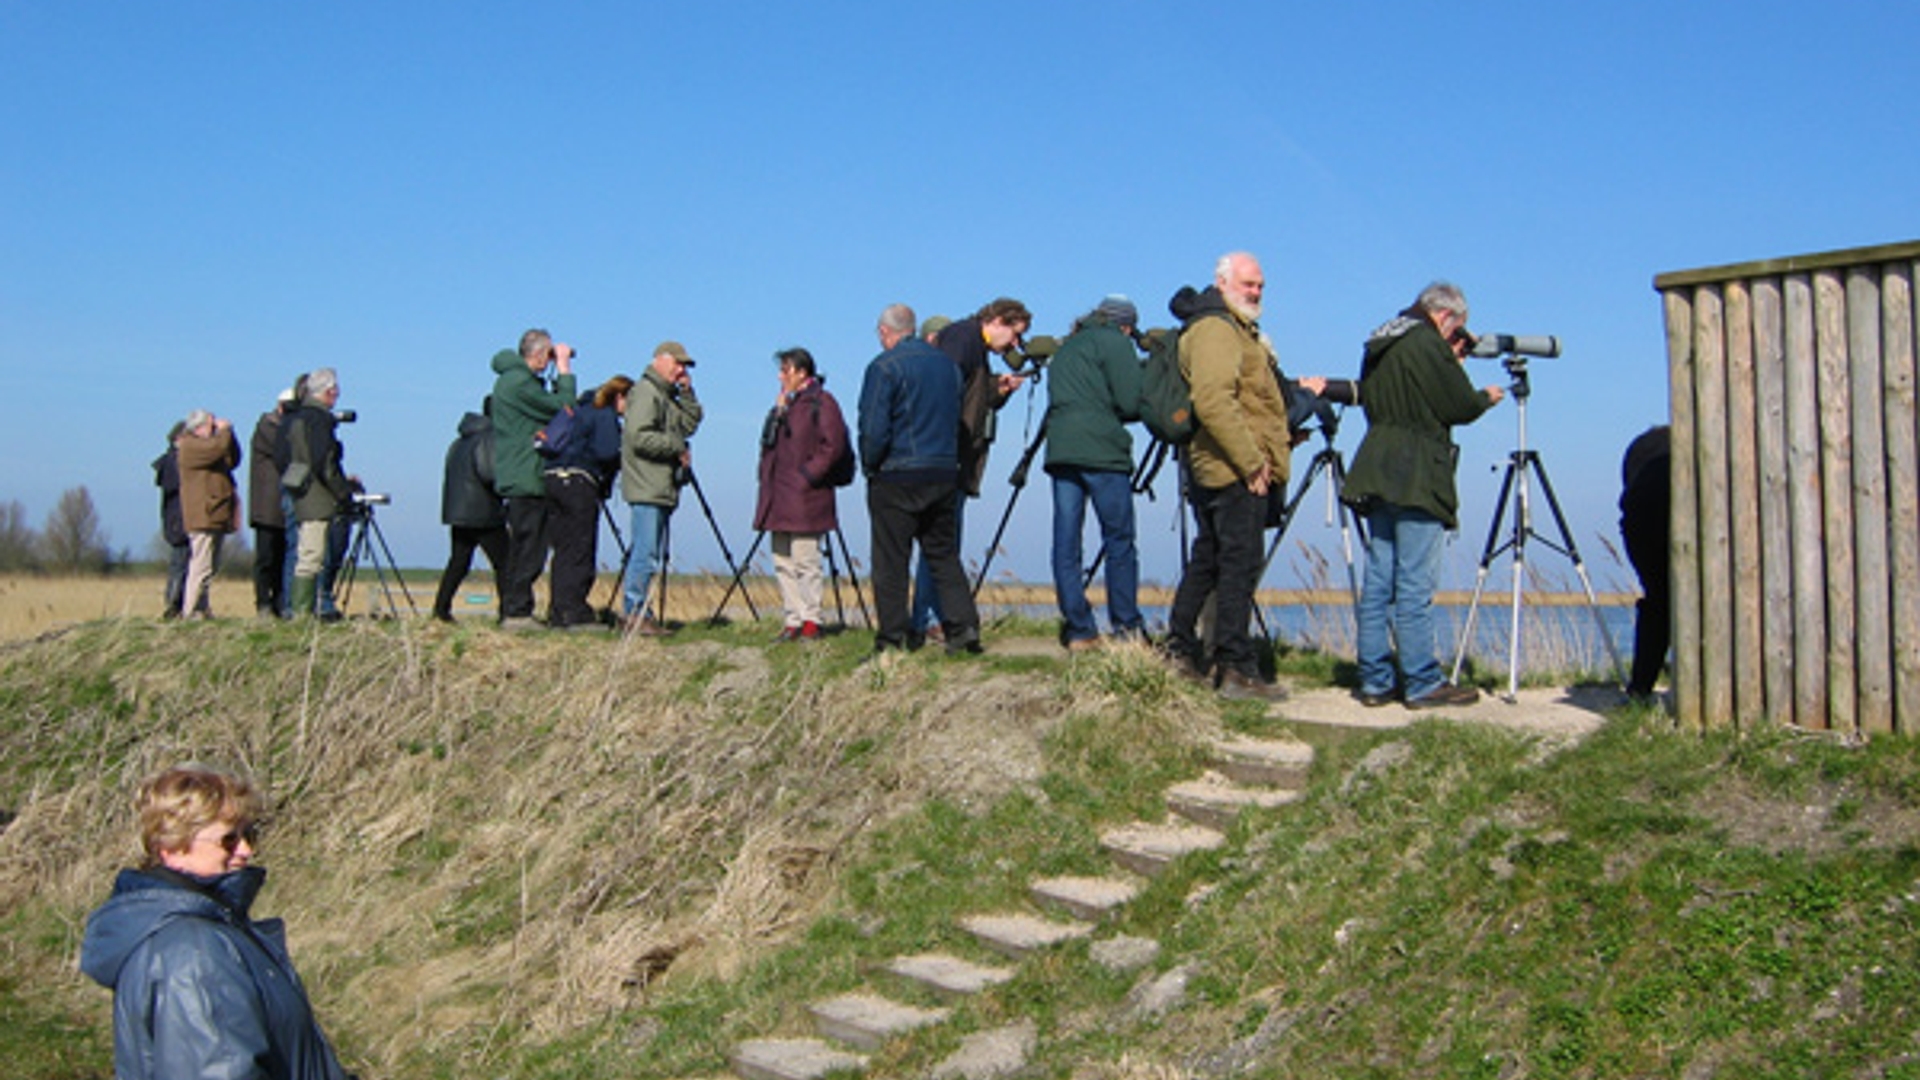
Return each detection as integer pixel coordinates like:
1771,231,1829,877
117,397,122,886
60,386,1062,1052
81,765,353,1080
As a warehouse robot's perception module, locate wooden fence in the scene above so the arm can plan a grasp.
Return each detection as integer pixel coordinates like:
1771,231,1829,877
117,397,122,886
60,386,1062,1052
1655,240,1920,734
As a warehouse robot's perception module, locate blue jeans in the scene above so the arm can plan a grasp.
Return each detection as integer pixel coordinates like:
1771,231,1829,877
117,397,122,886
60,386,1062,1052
911,492,966,632
1356,504,1447,700
621,503,669,619
1050,468,1142,643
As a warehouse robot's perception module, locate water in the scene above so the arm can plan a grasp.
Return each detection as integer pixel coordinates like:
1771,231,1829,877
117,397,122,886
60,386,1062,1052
982,597,1638,680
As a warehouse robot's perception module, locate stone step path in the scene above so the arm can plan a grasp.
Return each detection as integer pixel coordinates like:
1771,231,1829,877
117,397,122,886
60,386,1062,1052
725,729,1316,1079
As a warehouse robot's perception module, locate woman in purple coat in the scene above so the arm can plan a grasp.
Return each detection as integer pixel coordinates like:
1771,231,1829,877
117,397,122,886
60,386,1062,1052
754,348,851,640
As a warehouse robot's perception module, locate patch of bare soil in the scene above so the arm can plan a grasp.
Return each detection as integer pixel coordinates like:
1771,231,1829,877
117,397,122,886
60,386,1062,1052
1689,777,1920,856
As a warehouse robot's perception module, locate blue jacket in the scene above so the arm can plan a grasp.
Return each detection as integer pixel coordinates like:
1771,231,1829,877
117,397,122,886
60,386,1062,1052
858,336,962,484
80,867,351,1080
545,394,623,490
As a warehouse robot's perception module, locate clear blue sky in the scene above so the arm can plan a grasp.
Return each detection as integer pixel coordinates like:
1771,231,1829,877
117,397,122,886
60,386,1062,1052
3,2,1914,595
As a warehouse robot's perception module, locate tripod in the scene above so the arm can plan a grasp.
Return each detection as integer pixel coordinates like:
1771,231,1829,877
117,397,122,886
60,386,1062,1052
650,466,757,625
1258,416,1368,610
336,496,417,618
709,526,870,627
970,419,1046,598
1448,355,1625,700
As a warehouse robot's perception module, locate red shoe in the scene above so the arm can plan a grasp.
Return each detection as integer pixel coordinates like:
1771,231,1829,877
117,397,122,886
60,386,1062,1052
799,621,822,640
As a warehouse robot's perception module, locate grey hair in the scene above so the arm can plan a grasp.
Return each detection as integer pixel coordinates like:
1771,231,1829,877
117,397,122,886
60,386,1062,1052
879,303,917,337
182,409,212,433
1415,281,1469,322
518,328,553,362
304,367,338,403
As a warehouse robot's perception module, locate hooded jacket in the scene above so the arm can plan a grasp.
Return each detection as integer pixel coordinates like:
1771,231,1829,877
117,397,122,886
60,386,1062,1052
489,349,578,499
249,409,288,529
79,866,351,1080
441,411,506,529
1042,314,1142,475
154,448,187,548
1340,313,1496,528
621,368,703,508
283,405,352,523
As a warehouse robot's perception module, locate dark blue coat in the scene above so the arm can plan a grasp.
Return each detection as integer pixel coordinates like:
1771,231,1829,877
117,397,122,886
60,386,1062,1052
80,867,351,1080
858,337,961,484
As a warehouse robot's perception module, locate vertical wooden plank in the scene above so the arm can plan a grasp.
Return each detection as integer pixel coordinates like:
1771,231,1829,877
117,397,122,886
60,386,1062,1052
1664,288,1702,730
1723,281,1765,725
1784,274,1828,729
1883,262,1919,735
1815,269,1857,735
1750,277,1796,727
1692,285,1735,728
1848,268,1893,735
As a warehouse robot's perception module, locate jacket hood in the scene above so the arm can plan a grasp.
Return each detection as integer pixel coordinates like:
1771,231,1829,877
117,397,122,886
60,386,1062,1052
1169,285,1228,325
80,867,266,988
456,411,491,438
491,349,526,375
1361,309,1430,374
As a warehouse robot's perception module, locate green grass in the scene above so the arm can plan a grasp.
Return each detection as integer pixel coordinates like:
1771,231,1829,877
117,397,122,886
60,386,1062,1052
5,615,1919,1078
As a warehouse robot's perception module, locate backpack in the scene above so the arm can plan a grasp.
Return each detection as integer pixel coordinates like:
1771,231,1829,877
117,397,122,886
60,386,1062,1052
532,404,579,459
811,395,858,487
1138,324,1197,445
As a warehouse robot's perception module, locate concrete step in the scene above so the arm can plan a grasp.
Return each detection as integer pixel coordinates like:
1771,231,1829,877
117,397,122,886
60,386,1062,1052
1165,775,1305,830
1029,875,1140,921
1099,821,1225,877
957,912,1095,959
808,993,949,1052
1210,735,1314,789
930,1019,1038,1080
882,952,1017,999
730,1037,868,1080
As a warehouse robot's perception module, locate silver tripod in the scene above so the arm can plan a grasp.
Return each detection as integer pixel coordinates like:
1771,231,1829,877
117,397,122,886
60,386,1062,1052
1448,351,1624,701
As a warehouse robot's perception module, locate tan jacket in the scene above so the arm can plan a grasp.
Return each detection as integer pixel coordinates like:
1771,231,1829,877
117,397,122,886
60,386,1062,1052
1179,311,1292,490
177,427,240,534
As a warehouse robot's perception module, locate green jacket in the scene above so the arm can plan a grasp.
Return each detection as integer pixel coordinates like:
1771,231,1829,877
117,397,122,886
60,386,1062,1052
1043,316,1142,475
1180,307,1292,490
1341,316,1495,528
489,349,578,499
621,368,703,508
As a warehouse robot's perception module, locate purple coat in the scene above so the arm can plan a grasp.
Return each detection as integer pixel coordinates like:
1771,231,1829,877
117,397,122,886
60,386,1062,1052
754,380,846,534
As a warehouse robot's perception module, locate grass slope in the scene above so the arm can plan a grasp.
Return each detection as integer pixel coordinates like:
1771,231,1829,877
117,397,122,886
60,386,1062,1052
1,617,1915,1079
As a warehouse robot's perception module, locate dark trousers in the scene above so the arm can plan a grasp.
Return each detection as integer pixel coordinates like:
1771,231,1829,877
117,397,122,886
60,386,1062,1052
543,472,603,627
252,525,287,614
868,479,978,651
1167,480,1266,677
501,495,550,619
433,524,509,620
1622,509,1670,696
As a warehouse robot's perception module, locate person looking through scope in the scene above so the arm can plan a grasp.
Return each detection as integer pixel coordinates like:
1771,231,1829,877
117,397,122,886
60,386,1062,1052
1342,281,1505,709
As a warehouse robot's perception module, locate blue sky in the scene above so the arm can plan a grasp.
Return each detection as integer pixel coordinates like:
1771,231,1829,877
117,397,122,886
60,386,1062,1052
3,2,1914,596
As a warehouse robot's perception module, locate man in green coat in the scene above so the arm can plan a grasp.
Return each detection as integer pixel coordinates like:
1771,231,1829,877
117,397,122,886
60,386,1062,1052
1342,281,1505,709
1043,295,1145,649
490,328,577,628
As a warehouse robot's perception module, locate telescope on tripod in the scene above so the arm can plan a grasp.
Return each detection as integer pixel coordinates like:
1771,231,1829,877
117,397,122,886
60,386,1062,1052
1447,335,1625,700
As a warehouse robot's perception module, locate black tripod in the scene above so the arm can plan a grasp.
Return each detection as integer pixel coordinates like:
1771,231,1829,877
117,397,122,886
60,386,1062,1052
648,466,757,625
336,495,417,618
1448,355,1625,700
970,419,1046,598
1258,412,1368,609
709,526,870,627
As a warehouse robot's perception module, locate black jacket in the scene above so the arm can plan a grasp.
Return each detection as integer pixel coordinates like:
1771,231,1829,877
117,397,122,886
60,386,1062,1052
441,412,505,529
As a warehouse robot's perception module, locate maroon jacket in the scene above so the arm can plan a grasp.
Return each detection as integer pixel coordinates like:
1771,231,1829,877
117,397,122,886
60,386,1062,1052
753,379,846,535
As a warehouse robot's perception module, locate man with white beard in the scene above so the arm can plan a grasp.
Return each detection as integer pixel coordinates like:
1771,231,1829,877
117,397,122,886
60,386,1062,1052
1162,251,1321,701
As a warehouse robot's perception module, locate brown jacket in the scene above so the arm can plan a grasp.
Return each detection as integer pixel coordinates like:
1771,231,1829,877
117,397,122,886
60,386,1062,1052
1179,310,1292,490
177,427,241,534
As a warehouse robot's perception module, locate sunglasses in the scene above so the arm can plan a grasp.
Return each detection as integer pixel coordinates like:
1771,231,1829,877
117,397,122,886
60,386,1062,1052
202,823,261,853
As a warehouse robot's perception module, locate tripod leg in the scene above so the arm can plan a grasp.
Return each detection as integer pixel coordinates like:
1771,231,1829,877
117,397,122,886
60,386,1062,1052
834,525,871,627
683,469,758,621
1449,460,1520,687
709,531,767,626
368,515,418,617
1528,455,1629,688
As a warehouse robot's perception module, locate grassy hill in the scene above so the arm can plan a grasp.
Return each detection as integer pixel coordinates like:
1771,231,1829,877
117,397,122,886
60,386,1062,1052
2,615,1916,1079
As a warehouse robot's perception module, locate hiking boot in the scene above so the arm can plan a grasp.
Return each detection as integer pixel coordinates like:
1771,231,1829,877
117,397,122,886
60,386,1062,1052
1405,683,1480,710
1157,645,1212,685
1353,688,1397,708
1217,668,1290,703
1065,635,1104,653
798,621,822,641
623,614,669,638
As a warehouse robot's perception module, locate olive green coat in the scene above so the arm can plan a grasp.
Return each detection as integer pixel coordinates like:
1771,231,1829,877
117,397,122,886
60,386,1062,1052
1341,317,1495,529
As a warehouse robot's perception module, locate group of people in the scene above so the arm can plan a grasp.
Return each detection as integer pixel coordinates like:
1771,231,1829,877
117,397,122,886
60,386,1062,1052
152,250,1535,709
153,369,360,621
